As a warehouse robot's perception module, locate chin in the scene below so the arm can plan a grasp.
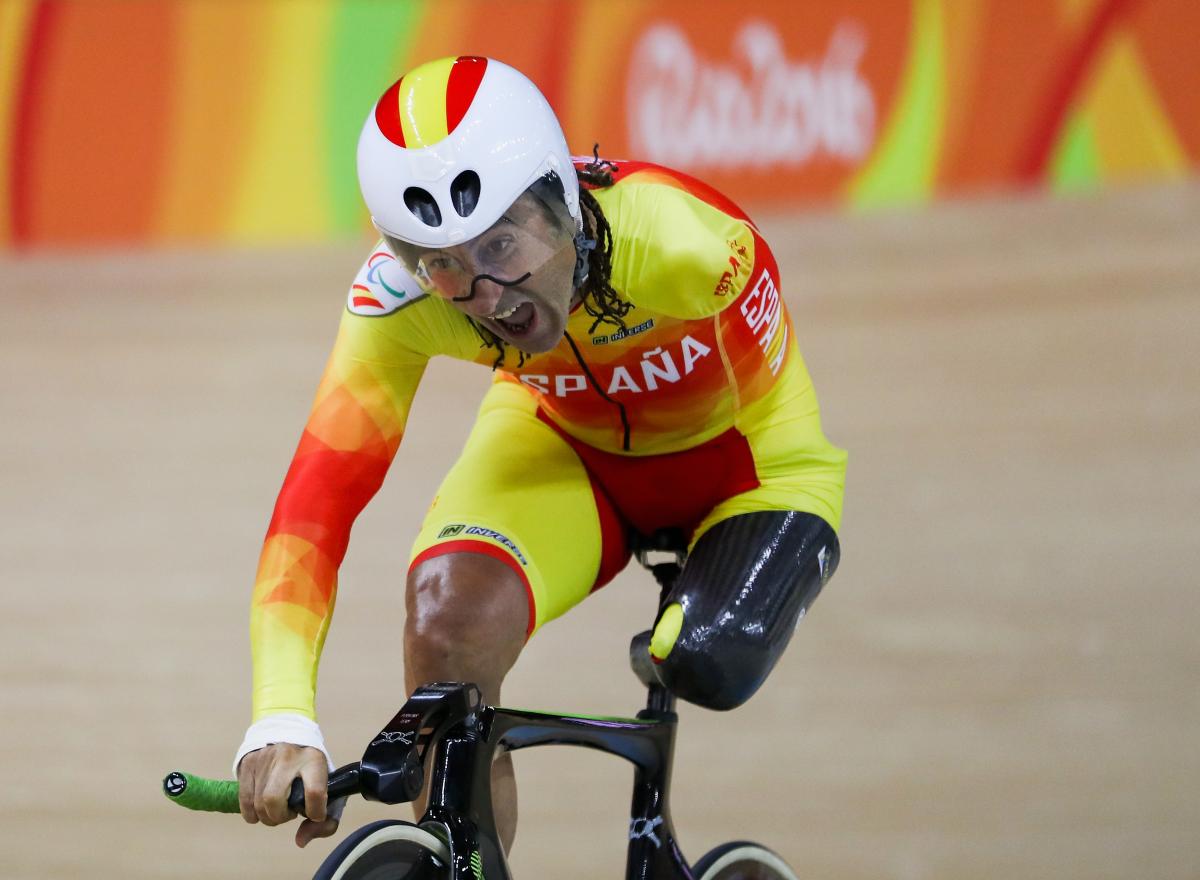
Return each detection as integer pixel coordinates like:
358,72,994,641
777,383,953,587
508,326,561,354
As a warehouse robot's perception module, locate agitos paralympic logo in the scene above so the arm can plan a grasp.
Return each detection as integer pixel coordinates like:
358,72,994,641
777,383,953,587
347,250,425,316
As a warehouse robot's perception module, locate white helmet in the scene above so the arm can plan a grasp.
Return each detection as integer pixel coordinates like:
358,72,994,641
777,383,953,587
357,56,580,249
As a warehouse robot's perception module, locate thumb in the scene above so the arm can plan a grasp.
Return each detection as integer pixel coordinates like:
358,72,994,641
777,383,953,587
296,817,339,848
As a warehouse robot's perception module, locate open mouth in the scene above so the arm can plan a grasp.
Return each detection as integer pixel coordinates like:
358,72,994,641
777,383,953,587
492,301,537,337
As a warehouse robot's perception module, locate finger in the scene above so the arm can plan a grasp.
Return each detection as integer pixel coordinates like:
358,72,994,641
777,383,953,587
295,817,339,848
236,754,260,824
261,758,299,825
298,757,329,823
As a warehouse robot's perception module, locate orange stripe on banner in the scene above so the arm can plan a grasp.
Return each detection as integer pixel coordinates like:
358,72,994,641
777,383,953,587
10,0,59,246
1127,1,1200,161
534,3,573,116
158,1,273,241
1018,0,1140,179
21,1,176,244
561,0,638,152
0,0,37,244
938,0,990,185
401,0,473,69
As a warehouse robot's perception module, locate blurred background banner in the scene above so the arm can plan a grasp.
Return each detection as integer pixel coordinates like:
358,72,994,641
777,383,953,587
1,0,1197,248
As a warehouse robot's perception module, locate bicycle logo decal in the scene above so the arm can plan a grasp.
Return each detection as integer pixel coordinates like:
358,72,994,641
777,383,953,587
370,730,416,747
629,815,663,847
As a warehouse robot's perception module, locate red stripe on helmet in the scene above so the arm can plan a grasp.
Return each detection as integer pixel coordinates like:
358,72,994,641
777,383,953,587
375,76,407,147
444,56,488,134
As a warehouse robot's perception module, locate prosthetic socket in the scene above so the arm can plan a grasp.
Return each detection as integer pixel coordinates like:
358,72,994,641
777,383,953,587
648,511,839,710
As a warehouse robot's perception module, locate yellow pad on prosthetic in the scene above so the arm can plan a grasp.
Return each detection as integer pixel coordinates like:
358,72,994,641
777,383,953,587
650,603,684,661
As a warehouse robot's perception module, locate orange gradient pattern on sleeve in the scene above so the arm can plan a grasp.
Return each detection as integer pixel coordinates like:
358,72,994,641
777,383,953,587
249,320,418,719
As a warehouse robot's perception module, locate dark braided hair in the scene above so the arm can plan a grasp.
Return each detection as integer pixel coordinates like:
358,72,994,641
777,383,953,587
576,145,633,336
472,145,631,368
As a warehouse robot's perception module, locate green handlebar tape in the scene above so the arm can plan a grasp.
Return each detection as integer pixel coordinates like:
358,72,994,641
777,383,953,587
163,771,240,813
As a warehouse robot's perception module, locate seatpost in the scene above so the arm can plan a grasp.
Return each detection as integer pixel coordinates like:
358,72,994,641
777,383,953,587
631,528,689,716
644,563,680,715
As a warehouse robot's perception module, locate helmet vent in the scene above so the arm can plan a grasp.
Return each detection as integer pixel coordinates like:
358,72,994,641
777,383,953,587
403,187,442,227
450,171,481,218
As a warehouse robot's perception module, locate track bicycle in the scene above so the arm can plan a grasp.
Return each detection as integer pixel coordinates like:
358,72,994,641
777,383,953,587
165,530,800,879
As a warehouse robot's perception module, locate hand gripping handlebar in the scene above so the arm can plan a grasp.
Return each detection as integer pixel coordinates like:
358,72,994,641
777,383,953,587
163,682,483,816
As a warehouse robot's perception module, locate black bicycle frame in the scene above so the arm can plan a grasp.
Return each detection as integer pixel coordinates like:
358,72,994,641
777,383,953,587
325,534,696,879
384,688,688,880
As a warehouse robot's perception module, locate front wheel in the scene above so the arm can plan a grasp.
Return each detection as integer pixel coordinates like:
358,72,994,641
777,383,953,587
313,820,450,880
692,841,799,880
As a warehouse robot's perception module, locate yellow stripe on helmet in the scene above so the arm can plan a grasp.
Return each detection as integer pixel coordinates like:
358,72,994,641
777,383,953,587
397,56,455,148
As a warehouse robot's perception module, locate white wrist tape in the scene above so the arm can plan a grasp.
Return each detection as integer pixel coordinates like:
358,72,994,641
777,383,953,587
234,714,336,776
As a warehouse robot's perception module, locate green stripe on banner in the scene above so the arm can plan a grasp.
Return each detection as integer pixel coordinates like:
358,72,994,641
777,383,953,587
848,0,945,208
326,0,427,235
1050,112,1100,193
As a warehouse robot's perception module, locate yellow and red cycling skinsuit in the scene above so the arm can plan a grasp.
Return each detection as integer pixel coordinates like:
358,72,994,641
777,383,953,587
249,160,846,723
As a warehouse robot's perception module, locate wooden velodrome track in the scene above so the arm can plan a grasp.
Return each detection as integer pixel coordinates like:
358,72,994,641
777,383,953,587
2,181,1197,879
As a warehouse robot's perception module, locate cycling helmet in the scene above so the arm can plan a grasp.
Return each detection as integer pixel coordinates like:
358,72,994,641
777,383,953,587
357,56,580,249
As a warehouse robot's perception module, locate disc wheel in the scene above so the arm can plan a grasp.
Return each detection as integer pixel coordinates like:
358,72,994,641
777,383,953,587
312,820,450,880
692,841,799,880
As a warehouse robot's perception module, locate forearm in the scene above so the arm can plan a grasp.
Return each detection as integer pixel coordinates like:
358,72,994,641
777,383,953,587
249,444,392,719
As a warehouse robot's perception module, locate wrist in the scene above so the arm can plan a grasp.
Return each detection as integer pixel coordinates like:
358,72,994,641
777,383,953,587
234,713,335,775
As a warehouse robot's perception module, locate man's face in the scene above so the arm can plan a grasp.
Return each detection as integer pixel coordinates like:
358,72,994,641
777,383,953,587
393,193,577,354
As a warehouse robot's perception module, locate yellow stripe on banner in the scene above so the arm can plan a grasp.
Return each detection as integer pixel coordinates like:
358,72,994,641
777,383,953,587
159,1,272,241
398,56,454,148
228,0,335,243
1086,33,1188,178
562,0,631,148
0,0,36,243
846,0,946,206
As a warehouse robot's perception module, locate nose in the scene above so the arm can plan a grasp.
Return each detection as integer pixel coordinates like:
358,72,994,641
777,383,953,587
459,274,506,316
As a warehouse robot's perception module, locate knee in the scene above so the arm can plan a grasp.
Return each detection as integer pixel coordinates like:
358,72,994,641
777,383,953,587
649,601,779,711
404,553,528,681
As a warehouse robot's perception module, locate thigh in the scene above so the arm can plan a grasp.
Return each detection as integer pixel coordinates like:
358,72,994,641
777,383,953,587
409,380,627,636
691,400,848,544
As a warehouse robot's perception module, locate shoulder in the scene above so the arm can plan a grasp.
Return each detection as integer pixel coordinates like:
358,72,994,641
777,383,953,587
576,158,753,221
577,160,763,319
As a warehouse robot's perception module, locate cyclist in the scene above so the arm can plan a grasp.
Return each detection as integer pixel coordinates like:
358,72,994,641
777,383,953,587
234,56,846,851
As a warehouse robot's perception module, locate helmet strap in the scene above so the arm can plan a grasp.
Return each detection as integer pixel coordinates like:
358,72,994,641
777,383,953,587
573,230,596,289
